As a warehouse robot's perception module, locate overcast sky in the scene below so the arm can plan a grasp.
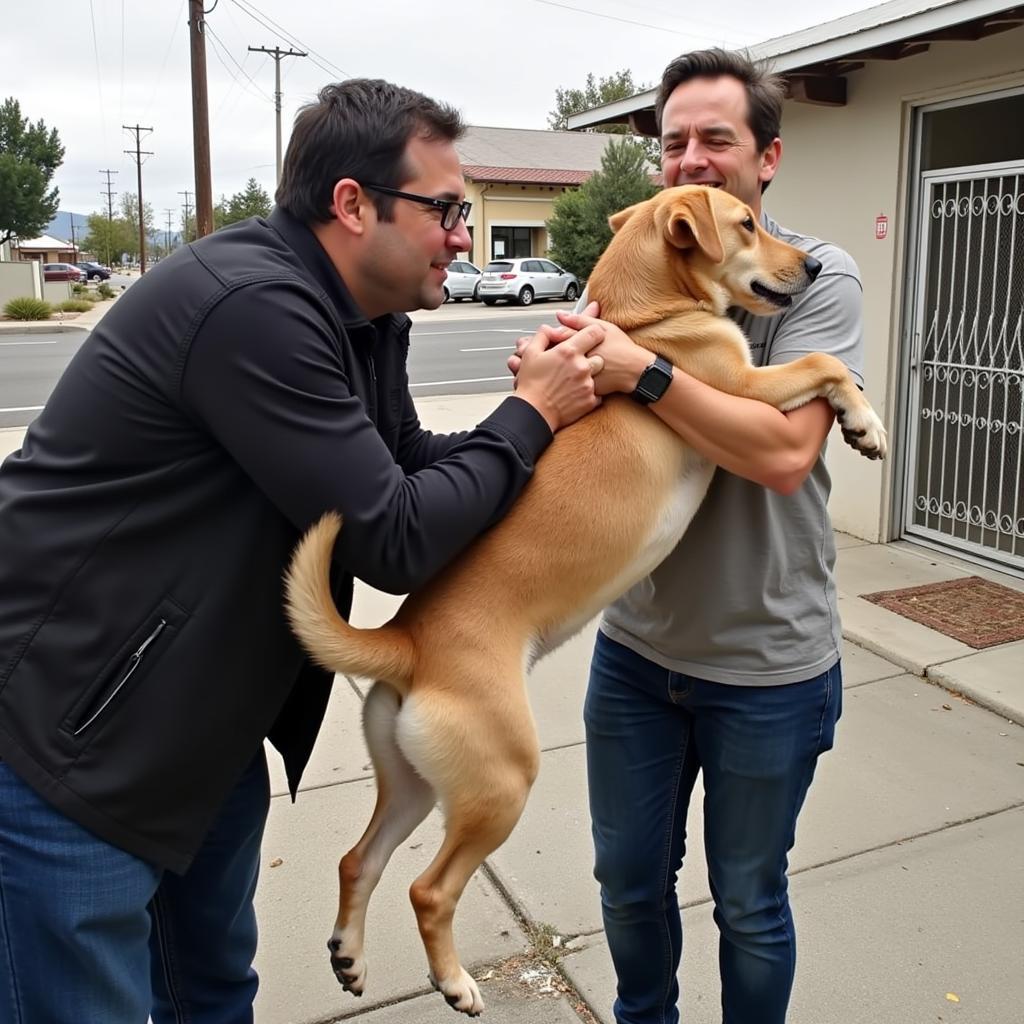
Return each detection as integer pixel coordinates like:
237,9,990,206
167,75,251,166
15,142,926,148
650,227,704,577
6,0,882,228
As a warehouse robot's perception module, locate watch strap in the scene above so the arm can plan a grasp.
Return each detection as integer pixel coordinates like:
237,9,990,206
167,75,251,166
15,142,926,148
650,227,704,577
631,355,674,405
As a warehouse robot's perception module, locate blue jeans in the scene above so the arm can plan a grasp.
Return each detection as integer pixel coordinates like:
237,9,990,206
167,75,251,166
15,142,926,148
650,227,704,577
0,752,269,1024
584,632,842,1024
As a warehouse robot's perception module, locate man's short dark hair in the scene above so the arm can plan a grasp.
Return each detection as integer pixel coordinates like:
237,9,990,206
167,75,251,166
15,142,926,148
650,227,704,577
276,78,465,224
655,48,786,153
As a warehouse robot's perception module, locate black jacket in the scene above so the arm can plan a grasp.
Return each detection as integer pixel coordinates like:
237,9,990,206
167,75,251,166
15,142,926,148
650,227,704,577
0,209,551,872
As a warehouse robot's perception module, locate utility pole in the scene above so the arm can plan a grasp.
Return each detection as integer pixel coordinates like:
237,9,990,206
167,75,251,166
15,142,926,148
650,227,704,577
188,0,214,238
164,209,174,258
123,124,153,273
99,169,119,267
68,216,81,262
179,190,194,243
247,44,307,185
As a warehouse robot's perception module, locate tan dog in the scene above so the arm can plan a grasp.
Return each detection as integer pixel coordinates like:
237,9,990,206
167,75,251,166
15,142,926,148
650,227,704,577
285,185,887,1016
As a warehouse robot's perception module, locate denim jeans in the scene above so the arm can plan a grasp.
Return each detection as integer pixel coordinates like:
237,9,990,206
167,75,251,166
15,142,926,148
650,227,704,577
584,632,842,1024
0,751,269,1024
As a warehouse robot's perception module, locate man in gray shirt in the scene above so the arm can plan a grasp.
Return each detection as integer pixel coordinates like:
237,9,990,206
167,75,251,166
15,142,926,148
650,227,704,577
555,49,861,1024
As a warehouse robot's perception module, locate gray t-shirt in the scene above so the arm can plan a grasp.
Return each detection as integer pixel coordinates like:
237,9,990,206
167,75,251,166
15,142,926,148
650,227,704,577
600,211,865,686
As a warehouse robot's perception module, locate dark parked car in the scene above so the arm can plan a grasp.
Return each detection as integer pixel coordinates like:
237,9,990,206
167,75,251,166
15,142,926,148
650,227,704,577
42,263,86,283
76,261,112,281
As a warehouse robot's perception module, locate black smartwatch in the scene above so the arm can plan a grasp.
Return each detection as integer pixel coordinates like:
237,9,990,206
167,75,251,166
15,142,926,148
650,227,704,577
631,355,674,405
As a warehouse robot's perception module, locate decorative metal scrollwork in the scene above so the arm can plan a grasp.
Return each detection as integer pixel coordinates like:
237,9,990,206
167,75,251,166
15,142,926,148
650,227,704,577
914,496,1024,537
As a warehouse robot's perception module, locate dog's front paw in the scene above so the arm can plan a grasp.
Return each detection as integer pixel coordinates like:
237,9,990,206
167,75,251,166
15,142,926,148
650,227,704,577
328,933,367,996
429,967,486,1016
836,403,887,460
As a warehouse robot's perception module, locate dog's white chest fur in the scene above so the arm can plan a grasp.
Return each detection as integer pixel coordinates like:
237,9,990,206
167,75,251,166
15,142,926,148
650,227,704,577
534,455,715,660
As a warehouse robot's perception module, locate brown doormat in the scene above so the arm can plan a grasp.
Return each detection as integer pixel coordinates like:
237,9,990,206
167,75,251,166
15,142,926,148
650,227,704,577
862,576,1024,649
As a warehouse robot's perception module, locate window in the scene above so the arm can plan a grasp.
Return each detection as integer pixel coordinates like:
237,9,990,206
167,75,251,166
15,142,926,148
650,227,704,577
491,226,532,260
921,92,1024,172
539,260,560,273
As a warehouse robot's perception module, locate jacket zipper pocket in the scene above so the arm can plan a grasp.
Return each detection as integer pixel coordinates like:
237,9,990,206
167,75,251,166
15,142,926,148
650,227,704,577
73,619,167,737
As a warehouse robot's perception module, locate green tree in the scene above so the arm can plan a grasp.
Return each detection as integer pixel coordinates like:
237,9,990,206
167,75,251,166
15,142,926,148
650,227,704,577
548,70,659,166
83,211,134,267
221,178,272,226
118,193,155,261
547,137,658,281
0,98,65,245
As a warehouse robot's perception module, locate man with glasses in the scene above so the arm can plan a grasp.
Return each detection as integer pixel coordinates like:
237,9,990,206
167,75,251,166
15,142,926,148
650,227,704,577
0,78,613,1023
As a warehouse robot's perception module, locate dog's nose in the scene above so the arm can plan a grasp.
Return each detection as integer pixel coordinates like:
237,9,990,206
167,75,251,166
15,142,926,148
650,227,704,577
804,255,822,281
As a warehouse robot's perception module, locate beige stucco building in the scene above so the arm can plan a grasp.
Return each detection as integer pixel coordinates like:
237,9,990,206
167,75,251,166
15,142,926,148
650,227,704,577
455,126,614,267
570,0,1024,578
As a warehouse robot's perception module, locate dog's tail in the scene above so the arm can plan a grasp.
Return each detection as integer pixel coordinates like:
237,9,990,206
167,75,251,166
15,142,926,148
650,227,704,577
285,511,415,691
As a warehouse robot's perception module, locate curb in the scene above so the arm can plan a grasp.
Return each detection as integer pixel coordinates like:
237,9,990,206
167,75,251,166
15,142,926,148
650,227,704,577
0,321,91,335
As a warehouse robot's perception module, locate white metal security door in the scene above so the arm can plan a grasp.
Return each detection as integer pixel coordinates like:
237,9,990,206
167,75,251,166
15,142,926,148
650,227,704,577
905,166,1024,573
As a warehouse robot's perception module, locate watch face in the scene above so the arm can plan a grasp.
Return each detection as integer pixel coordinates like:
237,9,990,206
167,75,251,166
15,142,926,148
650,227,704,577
635,357,672,404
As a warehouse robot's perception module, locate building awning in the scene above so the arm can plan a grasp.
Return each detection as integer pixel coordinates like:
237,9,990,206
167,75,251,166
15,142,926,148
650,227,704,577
567,0,1024,131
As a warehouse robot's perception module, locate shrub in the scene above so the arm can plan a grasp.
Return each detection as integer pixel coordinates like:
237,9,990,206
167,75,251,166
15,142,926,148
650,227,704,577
3,296,52,320
72,282,89,296
56,299,96,313
96,282,115,300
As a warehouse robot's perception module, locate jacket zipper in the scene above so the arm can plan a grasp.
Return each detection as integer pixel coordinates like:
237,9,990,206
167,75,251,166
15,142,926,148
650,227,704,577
73,619,167,736
367,352,378,423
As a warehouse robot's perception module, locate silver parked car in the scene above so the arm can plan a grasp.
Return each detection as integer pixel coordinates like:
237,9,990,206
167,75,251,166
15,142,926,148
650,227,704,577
443,260,482,302
478,258,580,306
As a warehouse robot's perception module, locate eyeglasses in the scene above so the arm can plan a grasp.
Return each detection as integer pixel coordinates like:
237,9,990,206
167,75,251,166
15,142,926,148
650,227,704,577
362,183,471,231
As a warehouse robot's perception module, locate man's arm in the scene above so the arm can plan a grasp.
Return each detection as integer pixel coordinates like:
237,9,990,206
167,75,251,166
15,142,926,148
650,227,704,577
560,261,864,495
181,284,603,595
647,374,834,495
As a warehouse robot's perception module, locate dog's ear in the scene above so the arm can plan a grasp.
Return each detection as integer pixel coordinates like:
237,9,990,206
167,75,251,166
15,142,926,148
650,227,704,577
658,189,725,264
608,202,644,234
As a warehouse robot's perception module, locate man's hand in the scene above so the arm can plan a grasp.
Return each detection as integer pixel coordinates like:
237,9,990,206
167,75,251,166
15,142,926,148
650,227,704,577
512,324,606,433
508,302,650,398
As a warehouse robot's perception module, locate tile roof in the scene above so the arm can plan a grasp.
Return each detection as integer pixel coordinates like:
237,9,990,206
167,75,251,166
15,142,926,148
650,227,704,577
461,165,594,185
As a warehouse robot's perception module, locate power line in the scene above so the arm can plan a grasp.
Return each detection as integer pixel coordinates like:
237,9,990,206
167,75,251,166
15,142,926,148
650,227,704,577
141,0,188,124
207,23,273,102
226,0,349,79
528,0,743,43
88,0,108,154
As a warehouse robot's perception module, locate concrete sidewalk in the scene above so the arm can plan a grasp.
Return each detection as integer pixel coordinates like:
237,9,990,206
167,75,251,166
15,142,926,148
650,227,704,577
1,378,1020,1023
0,288,121,335
249,393,1022,1024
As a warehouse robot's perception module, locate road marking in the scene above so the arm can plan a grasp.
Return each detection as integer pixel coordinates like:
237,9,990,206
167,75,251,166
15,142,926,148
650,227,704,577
412,328,528,337
0,340,59,346
408,376,510,388
459,345,515,353
0,406,44,413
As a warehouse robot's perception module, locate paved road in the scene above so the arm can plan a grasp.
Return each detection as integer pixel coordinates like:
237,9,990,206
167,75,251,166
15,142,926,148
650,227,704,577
407,304,574,397
0,330,90,429
0,304,576,428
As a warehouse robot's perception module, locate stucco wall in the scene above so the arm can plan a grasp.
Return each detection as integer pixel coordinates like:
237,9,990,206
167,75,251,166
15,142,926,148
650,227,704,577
764,27,1024,541
0,261,43,306
462,182,568,265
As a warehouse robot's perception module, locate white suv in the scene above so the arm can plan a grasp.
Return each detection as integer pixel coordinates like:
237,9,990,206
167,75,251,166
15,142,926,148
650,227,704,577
478,258,580,306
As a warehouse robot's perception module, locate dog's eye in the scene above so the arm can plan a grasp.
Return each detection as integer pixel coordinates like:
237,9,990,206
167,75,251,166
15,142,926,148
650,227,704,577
741,216,755,232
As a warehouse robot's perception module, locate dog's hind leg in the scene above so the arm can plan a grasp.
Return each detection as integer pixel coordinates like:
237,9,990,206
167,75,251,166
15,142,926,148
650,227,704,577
328,681,436,998
397,681,540,1016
